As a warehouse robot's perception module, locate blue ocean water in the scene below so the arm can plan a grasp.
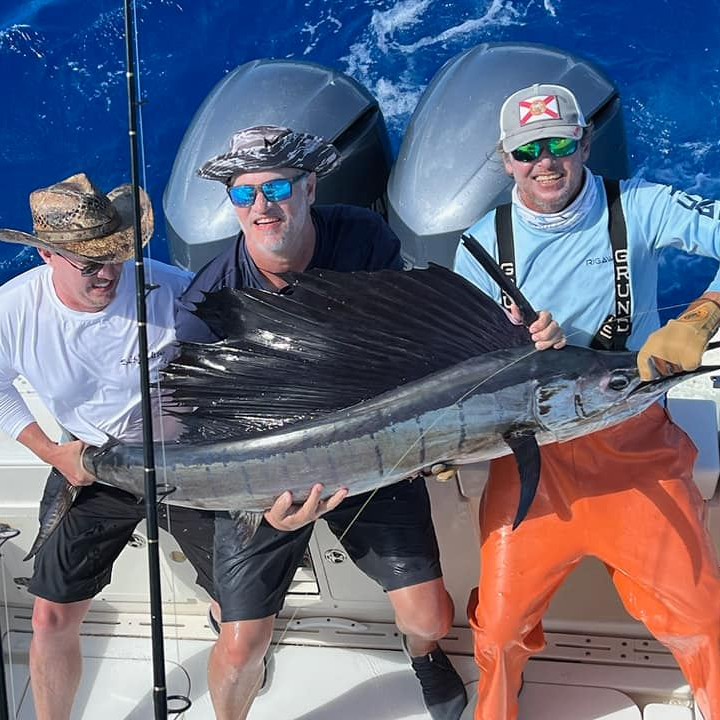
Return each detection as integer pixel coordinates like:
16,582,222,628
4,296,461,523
1,0,719,318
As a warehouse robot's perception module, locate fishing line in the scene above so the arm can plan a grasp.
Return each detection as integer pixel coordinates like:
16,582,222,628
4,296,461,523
333,343,546,544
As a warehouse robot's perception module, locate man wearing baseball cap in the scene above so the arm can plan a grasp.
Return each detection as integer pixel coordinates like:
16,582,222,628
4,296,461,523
454,83,720,719
175,125,467,720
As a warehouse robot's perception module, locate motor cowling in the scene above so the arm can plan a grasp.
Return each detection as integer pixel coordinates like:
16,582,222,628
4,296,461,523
164,59,393,270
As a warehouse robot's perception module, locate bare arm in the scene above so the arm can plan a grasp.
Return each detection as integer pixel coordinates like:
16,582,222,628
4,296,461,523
16,422,95,486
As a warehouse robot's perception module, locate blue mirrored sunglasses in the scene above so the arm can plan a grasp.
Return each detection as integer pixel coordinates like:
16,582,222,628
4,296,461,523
61,254,105,277
510,137,579,163
227,173,307,208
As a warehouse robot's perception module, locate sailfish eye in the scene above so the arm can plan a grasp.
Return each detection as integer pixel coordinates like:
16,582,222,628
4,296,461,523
608,372,630,391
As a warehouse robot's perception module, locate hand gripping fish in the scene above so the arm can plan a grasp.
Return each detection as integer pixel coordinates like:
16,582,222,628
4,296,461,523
26,265,718,558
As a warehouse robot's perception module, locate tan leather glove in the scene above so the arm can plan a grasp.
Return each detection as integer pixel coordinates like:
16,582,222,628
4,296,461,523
637,300,720,381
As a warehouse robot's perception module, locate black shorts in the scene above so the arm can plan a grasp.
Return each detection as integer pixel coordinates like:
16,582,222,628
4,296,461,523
214,477,442,622
29,469,217,603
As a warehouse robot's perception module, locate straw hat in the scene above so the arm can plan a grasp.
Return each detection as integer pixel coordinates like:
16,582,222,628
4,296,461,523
0,172,153,262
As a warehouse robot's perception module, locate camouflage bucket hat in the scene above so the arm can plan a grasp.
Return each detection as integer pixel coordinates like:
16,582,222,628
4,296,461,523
0,172,153,263
197,125,341,184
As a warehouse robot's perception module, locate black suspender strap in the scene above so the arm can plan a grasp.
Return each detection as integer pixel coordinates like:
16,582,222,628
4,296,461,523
591,178,631,351
494,202,516,312
492,178,631,351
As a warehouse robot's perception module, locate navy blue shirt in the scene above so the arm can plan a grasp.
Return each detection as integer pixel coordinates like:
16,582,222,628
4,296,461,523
176,204,403,343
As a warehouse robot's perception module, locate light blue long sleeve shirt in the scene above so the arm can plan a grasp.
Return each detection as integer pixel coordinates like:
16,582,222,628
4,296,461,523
453,174,720,350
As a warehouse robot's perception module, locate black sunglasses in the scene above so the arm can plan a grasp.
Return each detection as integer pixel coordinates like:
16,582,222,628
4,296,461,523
60,254,105,277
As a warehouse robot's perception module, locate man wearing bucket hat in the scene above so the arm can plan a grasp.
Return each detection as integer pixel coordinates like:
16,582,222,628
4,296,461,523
174,124,469,720
454,83,720,719
0,173,222,719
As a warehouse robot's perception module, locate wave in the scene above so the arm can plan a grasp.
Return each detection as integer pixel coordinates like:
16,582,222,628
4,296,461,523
0,24,46,58
371,0,525,54
0,0,719,300
338,0,560,136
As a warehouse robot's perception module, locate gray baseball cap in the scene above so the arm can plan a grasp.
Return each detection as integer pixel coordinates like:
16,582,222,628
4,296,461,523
198,125,341,184
499,84,588,152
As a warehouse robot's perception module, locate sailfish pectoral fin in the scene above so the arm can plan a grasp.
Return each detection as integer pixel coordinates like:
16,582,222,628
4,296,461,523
502,431,541,530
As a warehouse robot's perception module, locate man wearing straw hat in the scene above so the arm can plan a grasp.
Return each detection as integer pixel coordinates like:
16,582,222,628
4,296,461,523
0,173,220,719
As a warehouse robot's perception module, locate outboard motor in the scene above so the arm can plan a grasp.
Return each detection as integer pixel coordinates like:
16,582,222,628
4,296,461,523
388,42,629,269
164,59,393,270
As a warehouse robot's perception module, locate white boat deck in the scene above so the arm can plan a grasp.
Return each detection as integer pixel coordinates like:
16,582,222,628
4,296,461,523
1,610,701,719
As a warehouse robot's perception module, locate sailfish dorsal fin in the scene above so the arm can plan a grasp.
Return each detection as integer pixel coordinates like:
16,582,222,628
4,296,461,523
162,264,531,442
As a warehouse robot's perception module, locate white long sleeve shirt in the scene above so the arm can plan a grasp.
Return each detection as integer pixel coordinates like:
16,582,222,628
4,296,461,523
0,259,191,445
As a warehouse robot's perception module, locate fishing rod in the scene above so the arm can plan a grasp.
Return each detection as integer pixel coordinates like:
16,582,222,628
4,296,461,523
122,2,172,717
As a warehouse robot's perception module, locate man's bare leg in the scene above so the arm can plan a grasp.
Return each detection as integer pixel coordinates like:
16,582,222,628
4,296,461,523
388,577,454,654
207,614,274,720
30,597,92,720
389,577,467,720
